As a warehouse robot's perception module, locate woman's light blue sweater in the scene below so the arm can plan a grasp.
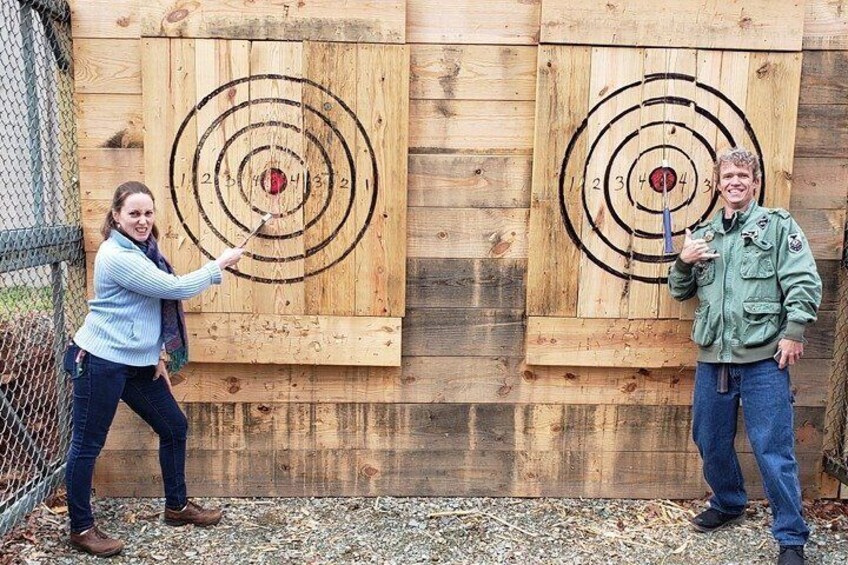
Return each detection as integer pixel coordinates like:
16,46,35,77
73,230,222,367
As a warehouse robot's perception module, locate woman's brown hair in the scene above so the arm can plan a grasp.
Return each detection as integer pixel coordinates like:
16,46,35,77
100,181,160,240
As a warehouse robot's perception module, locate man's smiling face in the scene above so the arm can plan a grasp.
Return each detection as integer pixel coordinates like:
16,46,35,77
718,161,759,214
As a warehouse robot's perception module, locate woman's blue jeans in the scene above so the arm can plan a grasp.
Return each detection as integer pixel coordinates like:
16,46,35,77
64,348,188,533
693,359,809,547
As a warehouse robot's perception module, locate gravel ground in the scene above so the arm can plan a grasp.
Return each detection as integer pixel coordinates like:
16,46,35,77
2,496,848,564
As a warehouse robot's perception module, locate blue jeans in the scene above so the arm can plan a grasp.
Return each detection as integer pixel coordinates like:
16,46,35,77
64,347,188,533
693,359,809,546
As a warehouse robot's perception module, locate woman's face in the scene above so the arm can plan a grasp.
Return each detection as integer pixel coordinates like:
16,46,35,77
113,193,155,242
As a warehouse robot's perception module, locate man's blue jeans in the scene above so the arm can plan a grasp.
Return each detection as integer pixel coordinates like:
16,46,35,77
64,350,188,533
693,359,809,547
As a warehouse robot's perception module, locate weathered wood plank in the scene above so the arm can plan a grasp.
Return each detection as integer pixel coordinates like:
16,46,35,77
186,313,401,366
78,149,144,200
409,45,537,101
94,449,821,498
165,356,830,408
793,209,846,261
790,158,848,210
73,38,141,94
795,104,848,159
745,52,802,210
403,308,524,357
408,155,531,208
799,51,848,105
541,0,805,51
140,0,405,43
526,45,590,318
353,44,409,317
527,317,697,368
104,402,823,456
409,100,535,153
528,311,836,367
75,93,143,149
406,0,541,45
803,0,848,50
406,258,526,309
407,208,528,259
69,0,139,39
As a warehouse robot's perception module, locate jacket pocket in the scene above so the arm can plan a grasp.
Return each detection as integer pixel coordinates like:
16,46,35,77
740,239,775,279
741,300,782,346
691,303,717,346
694,260,716,286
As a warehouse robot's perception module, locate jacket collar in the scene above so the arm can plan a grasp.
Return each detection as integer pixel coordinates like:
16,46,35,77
711,200,759,233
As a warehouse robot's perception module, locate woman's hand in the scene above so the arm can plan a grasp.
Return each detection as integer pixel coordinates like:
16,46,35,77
154,359,172,393
215,247,244,270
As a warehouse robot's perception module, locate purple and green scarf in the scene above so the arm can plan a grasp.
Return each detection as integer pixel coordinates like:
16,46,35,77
138,236,189,374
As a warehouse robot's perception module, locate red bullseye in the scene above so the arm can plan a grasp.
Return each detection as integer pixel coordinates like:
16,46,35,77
262,167,288,195
649,166,677,193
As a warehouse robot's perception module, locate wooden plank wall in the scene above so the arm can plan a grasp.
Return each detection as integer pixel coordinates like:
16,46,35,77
68,0,848,498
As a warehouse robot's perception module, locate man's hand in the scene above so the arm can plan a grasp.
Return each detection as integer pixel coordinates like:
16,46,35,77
679,228,720,265
775,338,804,370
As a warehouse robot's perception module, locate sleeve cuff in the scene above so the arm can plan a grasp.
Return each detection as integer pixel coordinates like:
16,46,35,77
783,320,807,342
673,257,693,274
205,261,223,284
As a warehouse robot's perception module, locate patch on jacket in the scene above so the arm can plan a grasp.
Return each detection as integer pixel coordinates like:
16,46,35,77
756,215,769,229
741,230,759,241
788,233,804,253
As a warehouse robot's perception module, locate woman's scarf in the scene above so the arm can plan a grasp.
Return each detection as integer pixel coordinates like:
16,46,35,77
137,235,189,374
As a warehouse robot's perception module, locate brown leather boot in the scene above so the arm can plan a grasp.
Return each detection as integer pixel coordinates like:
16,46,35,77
69,526,124,558
163,500,222,527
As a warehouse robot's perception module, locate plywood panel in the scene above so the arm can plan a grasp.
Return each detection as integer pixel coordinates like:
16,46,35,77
140,0,405,43
73,39,141,94
186,313,401,366
409,100,535,153
410,45,537,101
407,0,541,45
408,155,532,208
541,0,805,51
69,0,139,39
527,317,697,368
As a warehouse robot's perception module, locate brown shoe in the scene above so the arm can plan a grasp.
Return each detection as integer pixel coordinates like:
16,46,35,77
164,500,222,527
69,526,124,558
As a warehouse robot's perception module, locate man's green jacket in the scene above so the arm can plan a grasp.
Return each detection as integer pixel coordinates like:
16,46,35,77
667,201,822,364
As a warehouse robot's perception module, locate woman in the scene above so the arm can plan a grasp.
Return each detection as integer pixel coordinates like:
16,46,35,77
64,181,243,557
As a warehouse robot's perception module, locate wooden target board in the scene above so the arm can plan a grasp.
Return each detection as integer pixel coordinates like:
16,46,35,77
143,40,408,366
526,45,802,367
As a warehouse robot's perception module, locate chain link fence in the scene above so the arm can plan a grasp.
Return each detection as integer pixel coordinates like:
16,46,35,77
0,0,86,537
824,217,848,489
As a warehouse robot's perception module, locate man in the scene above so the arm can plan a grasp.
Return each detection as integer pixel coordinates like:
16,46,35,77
668,147,822,565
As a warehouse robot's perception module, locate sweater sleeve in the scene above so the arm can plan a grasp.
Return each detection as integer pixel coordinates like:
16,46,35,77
100,247,223,300
775,215,822,342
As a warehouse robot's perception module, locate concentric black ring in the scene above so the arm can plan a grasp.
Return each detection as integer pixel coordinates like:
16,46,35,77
559,72,765,284
169,74,378,284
